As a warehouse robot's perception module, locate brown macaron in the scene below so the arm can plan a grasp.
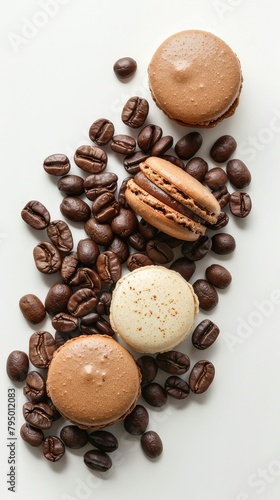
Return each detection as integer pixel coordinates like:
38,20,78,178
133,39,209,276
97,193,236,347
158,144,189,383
148,30,243,128
125,156,221,241
46,335,142,430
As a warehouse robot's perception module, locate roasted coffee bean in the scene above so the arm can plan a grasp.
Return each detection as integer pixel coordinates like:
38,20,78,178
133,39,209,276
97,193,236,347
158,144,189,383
21,200,50,230
74,145,107,174
45,282,73,315
189,360,215,394
20,423,44,447
47,220,73,253
110,207,138,238
141,431,163,459
113,57,137,78
96,251,122,284
55,330,79,349
229,191,252,218
175,132,202,160
141,383,167,408
88,430,118,452
6,350,29,382
110,134,136,155
42,436,65,462
19,293,46,324
33,241,62,274
165,376,190,399
137,124,162,152
211,232,236,254
84,172,118,201
67,288,97,317
204,167,228,190
89,118,115,146
23,402,54,430
124,405,149,435
43,153,70,176
121,96,149,128
136,355,158,385
118,176,132,207
210,135,237,163
96,291,112,316
107,236,130,263
212,185,230,208
192,319,220,350
146,239,174,264
205,264,232,289
23,371,46,403
80,315,114,336
92,192,120,223
69,268,102,292
207,211,229,230
156,351,190,375
169,257,196,281
84,449,112,472
162,154,185,169
51,312,79,333
77,238,99,266
181,235,211,261
192,279,219,311
126,253,154,271
60,196,91,223
184,157,208,182
58,174,85,196
60,425,89,449
84,217,114,246
138,218,158,240
29,331,56,369
123,151,149,174
128,232,147,252
150,135,173,156
226,159,251,189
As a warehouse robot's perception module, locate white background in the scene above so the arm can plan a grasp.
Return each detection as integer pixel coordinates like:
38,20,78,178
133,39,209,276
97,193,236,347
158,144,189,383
1,1,280,499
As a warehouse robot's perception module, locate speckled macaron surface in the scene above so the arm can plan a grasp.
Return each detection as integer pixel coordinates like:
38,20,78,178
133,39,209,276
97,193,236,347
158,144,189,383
110,266,199,354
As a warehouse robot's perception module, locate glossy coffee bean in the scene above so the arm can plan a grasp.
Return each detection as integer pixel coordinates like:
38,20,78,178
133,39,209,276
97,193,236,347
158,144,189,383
92,192,120,223
58,174,85,196
121,96,149,128
69,267,101,291
146,239,174,264
226,159,251,189
136,355,158,385
162,154,185,169
23,402,54,430
107,236,130,263
67,288,97,317
42,436,65,462
6,350,29,382
123,151,149,174
138,218,158,240
60,196,91,222
210,135,237,163
77,238,100,266
110,207,138,238
21,200,50,230
84,449,112,472
229,191,252,218
43,154,70,176
60,425,89,449
19,294,46,324
181,235,211,261
96,251,122,284
88,430,118,452
23,371,46,403
150,135,173,156
165,375,190,399
110,134,136,155
211,233,236,255
192,319,220,350
189,360,215,394
29,331,56,369
212,185,230,208
51,312,79,333
169,257,196,281
33,241,62,274
204,167,228,190
175,132,202,160
84,172,118,201
141,431,163,459
205,264,232,289
207,211,229,230
95,291,112,316
79,314,114,336
47,220,73,254
156,351,190,375
20,423,44,447
192,279,219,311
128,232,147,252
141,383,167,408
124,405,149,435
118,176,132,207
45,283,73,315
74,145,107,174
89,118,115,146
126,253,154,271
137,124,162,152
184,157,208,182
84,217,114,246
113,57,137,78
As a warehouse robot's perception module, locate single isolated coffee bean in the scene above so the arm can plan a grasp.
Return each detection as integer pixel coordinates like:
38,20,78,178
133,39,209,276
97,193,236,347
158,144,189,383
211,233,236,255
113,57,137,79
189,360,215,394
23,371,46,403
192,279,219,311
210,135,237,163
226,159,251,189
29,331,56,369
96,251,122,284
156,351,190,375
42,436,65,462
110,134,136,155
229,191,252,218
21,200,50,230
77,238,100,266
184,157,208,182
192,319,220,350
74,145,107,174
92,192,120,223
121,96,149,128
19,293,46,324
51,312,79,333
60,196,91,223
165,375,190,399
205,264,232,289
84,172,118,201
136,355,158,385
141,382,167,408
47,220,74,254
43,154,70,176
33,241,62,274
60,425,89,449
58,174,85,196
137,124,162,152
23,402,54,430
150,135,173,156
84,449,112,472
20,423,44,447
181,235,212,261
124,405,149,435
45,282,73,316
6,350,29,382
169,257,196,281
89,118,115,146
69,267,102,292
110,207,138,238
88,430,118,452
84,217,114,246
204,167,228,191
141,431,163,459
67,288,97,318
175,132,203,160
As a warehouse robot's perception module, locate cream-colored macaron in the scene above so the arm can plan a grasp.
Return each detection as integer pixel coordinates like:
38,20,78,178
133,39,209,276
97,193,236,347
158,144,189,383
110,266,199,354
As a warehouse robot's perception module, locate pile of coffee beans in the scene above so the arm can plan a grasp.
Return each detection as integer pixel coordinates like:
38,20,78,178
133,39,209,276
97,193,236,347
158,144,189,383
6,57,252,472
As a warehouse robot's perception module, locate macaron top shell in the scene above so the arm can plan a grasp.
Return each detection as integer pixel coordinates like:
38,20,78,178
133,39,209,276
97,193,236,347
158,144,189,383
110,266,199,354
46,335,141,429
148,30,242,126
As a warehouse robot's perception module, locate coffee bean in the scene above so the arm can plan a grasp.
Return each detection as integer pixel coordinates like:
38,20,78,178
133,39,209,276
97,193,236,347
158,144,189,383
55,330,78,349
79,314,114,336
128,232,147,252
21,200,50,230
141,382,167,407
60,196,91,222
136,355,158,385
6,350,29,382
229,191,252,218
110,207,138,238
121,96,149,128
150,135,173,156
45,282,73,315
184,157,208,182
84,449,112,472
23,402,54,430
141,431,163,459
51,312,79,333
96,251,122,284
123,151,149,174
210,135,237,163
110,134,136,155
60,425,89,449
42,436,65,462
47,220,74,253
67,288,97,317
74,145,107,173
204,167,228,190
181,235,212,261
84,217,114,246
192,279,219,311
33,241,62,274
77,238,100,266
113,57,137,79
211,233,236,254
165,376,190,399
92,192,120,223
88,430,118,452
175,132,202,160
162,154,185,169
43,154,70,176
118,176,132,207
169,257,196,281
70,267,102,292
107,236,130,263
126,252,154,271
226,159,251,189
207,211,229,230
189,360,215,394
212,185,230,208
23,371,46,403
124,405,149,435
58,174,85,196
205,264,232,289
19,294,46,324
96,291,112,316
156,351,190,375
137,124,162,152
146,239,174,264
84,172,118,201
89,118,115,146
29,331,56,369
192,319,220,350
20,423,44,447
138,218,158,240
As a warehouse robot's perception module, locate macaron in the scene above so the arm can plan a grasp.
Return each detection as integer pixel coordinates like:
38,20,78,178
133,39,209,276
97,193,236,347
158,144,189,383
125,156,221,241
110,266,199,354
148,30,243,128
46,335,141,429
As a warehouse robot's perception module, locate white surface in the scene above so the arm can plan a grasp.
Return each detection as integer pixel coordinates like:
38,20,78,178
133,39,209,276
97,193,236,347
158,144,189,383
1,1,280,499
